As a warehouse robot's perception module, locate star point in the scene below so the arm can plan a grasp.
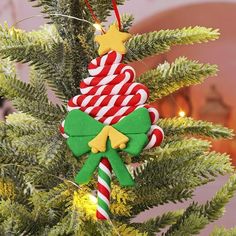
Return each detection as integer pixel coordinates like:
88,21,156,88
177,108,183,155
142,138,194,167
95,25,132,56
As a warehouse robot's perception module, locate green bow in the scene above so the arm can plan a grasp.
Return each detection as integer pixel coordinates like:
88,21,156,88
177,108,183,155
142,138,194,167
64,108,151,187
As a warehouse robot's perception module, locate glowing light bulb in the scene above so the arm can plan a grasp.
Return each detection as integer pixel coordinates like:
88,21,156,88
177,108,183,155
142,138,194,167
179,110,186,118
88,194,97,204
93,23,103,31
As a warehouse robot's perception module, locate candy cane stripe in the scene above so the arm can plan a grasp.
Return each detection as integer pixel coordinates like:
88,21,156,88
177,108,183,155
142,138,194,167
97,206,110,220
100,163,112,178
98,191,110,206
97,158,112,220
98,177,111,193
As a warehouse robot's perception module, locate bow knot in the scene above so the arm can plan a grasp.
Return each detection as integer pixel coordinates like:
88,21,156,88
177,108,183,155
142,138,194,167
64,108,151,186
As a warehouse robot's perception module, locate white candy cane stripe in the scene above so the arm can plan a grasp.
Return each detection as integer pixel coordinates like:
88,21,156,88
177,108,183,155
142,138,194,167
81,106,136,118
80,82,148,96
69,92,148,107
90,50,123,68
80,73,133,88
145,125,164,149
95,115,125,125
89,62,134,76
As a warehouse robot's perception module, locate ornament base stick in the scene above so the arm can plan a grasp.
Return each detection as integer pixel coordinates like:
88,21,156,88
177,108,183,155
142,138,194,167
96,158,112,220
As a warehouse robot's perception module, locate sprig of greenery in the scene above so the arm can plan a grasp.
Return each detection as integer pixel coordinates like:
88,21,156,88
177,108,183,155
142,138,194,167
125,27,219,62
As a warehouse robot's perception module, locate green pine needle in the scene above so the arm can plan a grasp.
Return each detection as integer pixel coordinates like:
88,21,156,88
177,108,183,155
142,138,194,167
211,226,236,236
125,27,219,62
131,211,184,235
158,117,234,140
137,57,218,101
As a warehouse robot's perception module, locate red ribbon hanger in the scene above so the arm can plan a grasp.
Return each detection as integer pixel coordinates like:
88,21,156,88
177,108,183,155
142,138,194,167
111,0,122,30
84,0,122,32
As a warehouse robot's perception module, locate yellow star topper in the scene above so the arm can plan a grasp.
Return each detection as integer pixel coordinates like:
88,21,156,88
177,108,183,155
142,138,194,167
95,24,132,56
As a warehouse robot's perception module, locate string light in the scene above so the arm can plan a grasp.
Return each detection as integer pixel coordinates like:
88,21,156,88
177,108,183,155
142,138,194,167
13,14,94,28
178,110,186,118
88,193,97,204
93,23,103,32
12,14,105,33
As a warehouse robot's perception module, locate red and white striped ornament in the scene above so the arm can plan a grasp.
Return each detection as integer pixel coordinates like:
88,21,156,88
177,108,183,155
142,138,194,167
60,50,164,220
65,51,164,147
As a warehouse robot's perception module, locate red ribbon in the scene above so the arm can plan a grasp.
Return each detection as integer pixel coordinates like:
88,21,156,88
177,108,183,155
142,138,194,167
84,0,101,24
112,0,122,30
84,0,122,31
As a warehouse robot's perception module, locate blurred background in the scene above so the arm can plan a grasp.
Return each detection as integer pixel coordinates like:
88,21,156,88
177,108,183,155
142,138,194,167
0,0,236,234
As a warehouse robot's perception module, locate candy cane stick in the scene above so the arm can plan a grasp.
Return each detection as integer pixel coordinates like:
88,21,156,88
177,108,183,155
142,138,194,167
96,158,112,220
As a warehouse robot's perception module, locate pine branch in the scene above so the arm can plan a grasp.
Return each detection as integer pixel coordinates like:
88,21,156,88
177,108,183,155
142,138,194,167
125,27,219,62
10,133,54,155
115,223,148,236
0,0,233,234
28,146,73,189
12,98,66,123
165,174,236,236
142,138,211,161
0,140,34,165
211,226,236,236
131,211,183,235
27,24,62,44
90,0,125,22
0,24,53,66
37,135,65,165
29,68,48,103
30,0,125,24
132,151,233,216
0,200,35,235
202,174,236,222
164,203,209,236
137,57,218,101
0,24,77,99
0,157,32,205
0,178,16,201
111,184,135,217
136,151,233,192
121,14,134,32
0,57,16,76
0,74,48,103
158,117,234,140
28,3,97,99
0,140,38,201
132,186,193,216
5,113,52,138
29,0,84,39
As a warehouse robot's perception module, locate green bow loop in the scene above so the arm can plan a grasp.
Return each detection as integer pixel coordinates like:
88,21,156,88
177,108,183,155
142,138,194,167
64,108,151,186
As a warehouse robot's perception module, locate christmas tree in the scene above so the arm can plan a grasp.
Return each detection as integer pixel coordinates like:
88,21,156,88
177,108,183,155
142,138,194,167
0,1,235,235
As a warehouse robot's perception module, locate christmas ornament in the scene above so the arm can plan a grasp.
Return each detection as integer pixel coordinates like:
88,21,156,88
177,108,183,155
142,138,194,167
60,48,164,219
60,0,164,220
